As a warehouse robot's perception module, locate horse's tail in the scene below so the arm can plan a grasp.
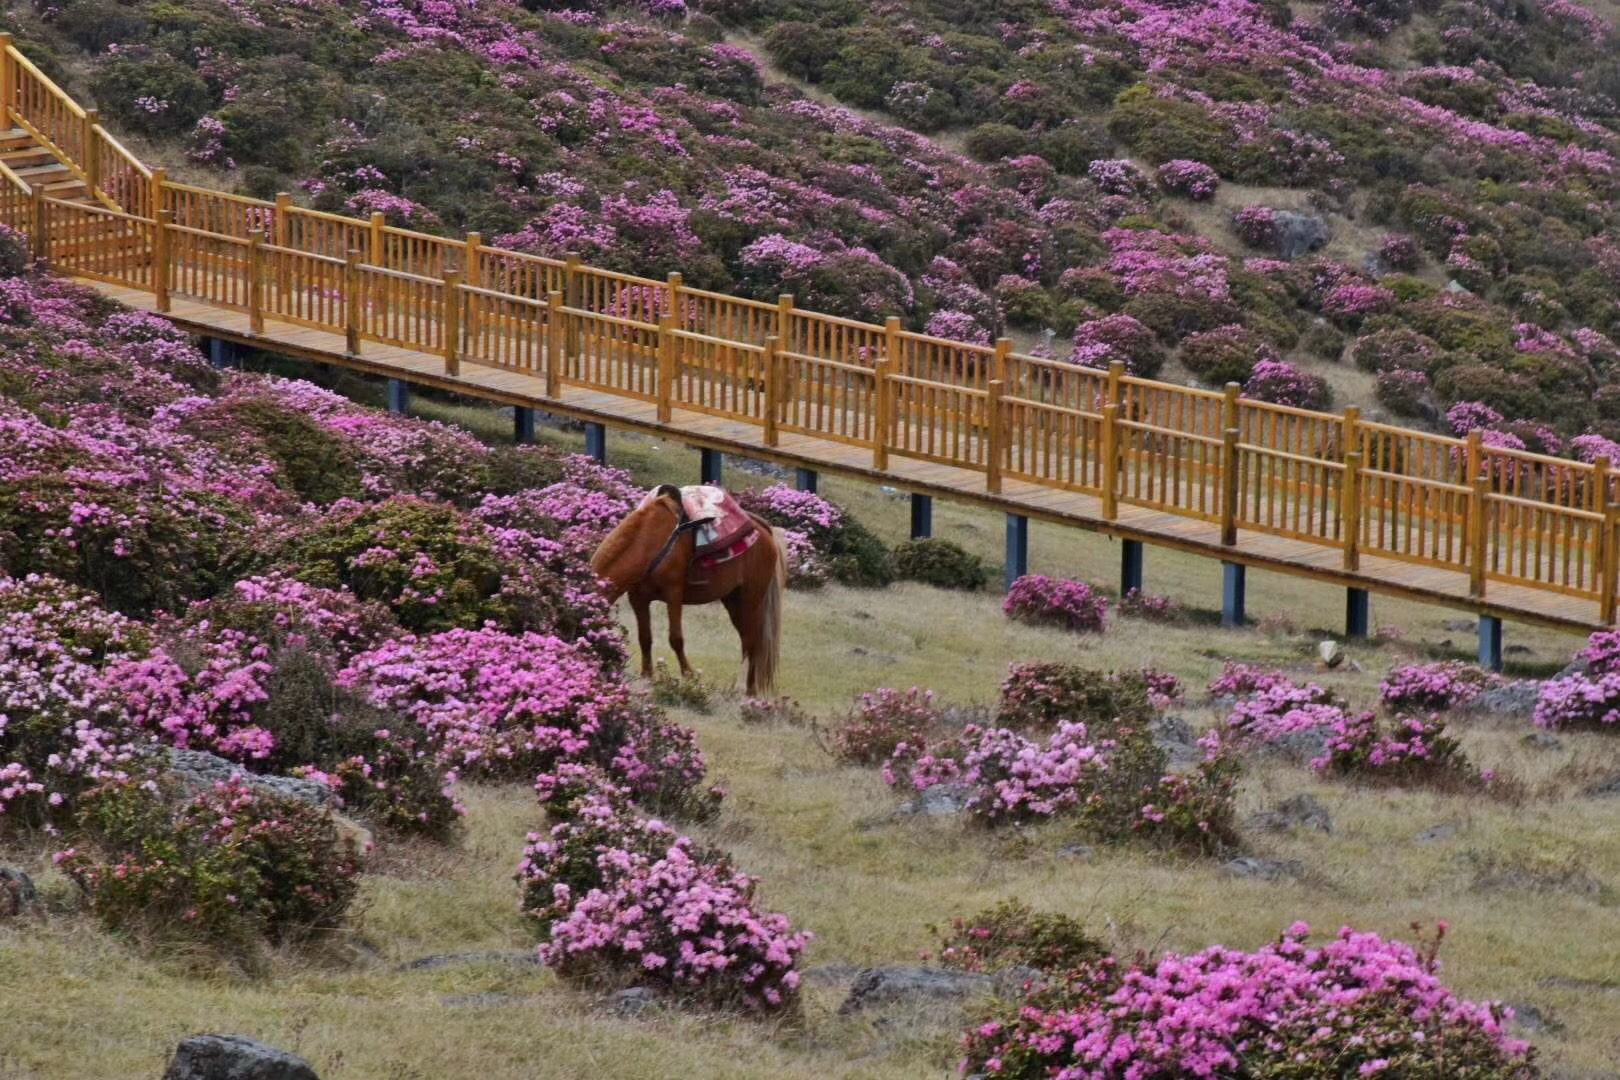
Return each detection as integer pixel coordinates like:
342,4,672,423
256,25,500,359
753,525,788,694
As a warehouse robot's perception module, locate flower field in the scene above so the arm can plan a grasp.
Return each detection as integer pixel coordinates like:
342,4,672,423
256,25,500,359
5,0,1620,1073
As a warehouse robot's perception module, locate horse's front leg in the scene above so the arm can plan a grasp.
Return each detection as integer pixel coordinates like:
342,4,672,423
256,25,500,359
667,596,694,677
629,592,655,679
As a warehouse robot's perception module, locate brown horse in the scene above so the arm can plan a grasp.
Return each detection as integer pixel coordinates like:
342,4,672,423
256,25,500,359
591,484,787,694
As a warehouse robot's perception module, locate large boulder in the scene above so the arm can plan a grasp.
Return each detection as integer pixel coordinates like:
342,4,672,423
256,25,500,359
838,966,994,1015
0,866,39,918
1247,794,1331,834
1273,212,1331,259
165,748,333,808
163,1035,319,1080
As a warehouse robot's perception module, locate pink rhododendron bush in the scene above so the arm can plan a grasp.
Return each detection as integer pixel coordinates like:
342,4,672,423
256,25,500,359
1002,575,1109,633
865,663,1237,853
960,922,1536,1078
519,764,808,1010
1535,629,1620,730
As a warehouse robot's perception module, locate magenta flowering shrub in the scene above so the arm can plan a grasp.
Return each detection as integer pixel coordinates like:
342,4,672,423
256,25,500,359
1208,661,1296,699
961,922,1535,1078
828,687,940,765
1070,314,1166,377
1376,368,1433,416
735,484,893,586
1156,160,1219,201
1380,234,1422,271
1003,575,1108,634
1225,681,1354,745
1531,629,1620,730
998,662,1164,731
520,764,809,1011
1242,359,1330,410
1231,206,1278,249
1313,712,1479,784
1379,662,1496,712
1118,589,1183,624
1087,159,1148,196
1446,400,1505,436
1322,282,1398,324
1178,324,1277,385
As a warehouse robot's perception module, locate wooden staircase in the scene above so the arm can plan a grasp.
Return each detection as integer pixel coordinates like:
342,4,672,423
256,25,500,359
0,126,93,203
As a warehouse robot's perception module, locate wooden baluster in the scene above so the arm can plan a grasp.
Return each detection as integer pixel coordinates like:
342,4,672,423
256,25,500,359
29,184,44,260
986,380,1004,494
1221,427,1240,546
344,249,361,355
992,337,1010,386
563,252,581,360
1604,499,1620,625
148,166,165,227
657,314,675,423
885,314,900,368
1469,477,1490,599
247,230,265,333
152,208,171,312
1343,451,1362,571
666,271,683,327
776,293,793,349
873,358,892,469
763,336,781,446
442,271,462,376
1100,403,1120,519
546,290,563,398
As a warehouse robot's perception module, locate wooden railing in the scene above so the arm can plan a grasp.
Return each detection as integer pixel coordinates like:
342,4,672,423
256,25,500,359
0,38,1617,622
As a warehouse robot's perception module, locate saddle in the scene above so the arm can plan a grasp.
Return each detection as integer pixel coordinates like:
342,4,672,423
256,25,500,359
680,485,761,571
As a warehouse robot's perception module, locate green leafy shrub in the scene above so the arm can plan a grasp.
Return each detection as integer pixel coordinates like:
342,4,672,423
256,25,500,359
91,54,215,136
894,538,989,591
61,775,363,960
930,899,1108,974
963,122,1030,162
1178,325,1275,385
649,659,717,713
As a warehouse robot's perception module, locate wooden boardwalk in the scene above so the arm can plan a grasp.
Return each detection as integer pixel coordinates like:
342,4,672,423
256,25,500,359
0,35,1614,639
97,282,1605,634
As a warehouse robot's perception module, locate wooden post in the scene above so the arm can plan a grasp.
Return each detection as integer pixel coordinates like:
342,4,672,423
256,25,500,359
1106,359,1125,406
442,270,462,376
1221,427,1240,546
1469,474,1490,598
0,35,13,124
465,230,481,283
986,380,1004,494
666,271,683,325
344,249,361,355
247,230,264,334
1342,451,1362,571
546,290,563,398
270,191,291,301
776,293,794,349
82,109,99,195
1466,428,1484,482
462,233,482,360
1342,404,1361,459
273,192,291,246
885,314,901,367
1100,403,1120,520
873,358,892,470
368,211,385,265
152,208,171,312
148,166,166,225
1604,502,1620,625
29,185,44,260
656,314,675,423
1222,381,1241,432
563,252,582,359
992,337,1011,386
763,336,780,447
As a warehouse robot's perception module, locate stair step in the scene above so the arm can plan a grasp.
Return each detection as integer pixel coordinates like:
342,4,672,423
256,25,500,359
13,162,69,178
1,146,57,164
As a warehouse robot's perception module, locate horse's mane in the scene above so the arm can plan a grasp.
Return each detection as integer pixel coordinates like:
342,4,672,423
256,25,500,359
591,486,681,574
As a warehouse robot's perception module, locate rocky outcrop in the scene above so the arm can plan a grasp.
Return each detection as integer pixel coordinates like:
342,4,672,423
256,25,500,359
163,1035,319,1080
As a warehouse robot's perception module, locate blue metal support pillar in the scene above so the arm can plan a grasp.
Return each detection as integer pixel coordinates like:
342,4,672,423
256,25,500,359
386,378,409,415
1121,539,1144,597
584,422,606,464
1005,513,1029,592
1478,615,1504,672
911,494,934,539
794,468,818,494
700,448,723,486
207,338,237,369
1346,588,1370,639
1221,562,1247,628
513,406,536,445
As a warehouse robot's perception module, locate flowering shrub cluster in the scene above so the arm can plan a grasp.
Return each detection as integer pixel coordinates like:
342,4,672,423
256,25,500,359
1535,628,1620,730
961,922,1535,1078
928,899,1106,975
1117,589,1183,624
1380,662,1496,712
1243,359,1331,410
1003,575,1109,634
1070,314,1165,377
828,687,939,765
518,765,808,1011
1315,712,1481,785
735,485,893,587
1156,160,1219,201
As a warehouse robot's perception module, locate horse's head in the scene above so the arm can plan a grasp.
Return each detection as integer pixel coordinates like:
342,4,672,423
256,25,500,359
589,484,684,600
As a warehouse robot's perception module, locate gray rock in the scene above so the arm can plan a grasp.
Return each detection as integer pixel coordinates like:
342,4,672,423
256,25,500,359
399,950,540,972
165,748,333,808
1317,640,1344,668
1272,212,1331,260
1221,856,1301,881
1445,279,1471,294
838,966,995,1015
1505,1002,1554,1034
1415,823,1457,843
1581,773,1620,798
1523,731,1563,750
1443,619,1477,632
0,866,39,918
1151,715,1201,770
1058,842,1096,861
163,1035,319,1080
1475,681,1540,718
895,783,973,817
605,987,659,1017
1539,975,1620,995
1556,657,1590,680
1257,726,1333,766
1247,794,1332,834
799,962,862,985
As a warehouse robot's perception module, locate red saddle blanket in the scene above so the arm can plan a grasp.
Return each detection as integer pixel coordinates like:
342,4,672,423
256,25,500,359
681,485,760,568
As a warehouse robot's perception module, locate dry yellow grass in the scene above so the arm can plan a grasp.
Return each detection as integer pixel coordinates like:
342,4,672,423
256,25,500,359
4,393,1618,1078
